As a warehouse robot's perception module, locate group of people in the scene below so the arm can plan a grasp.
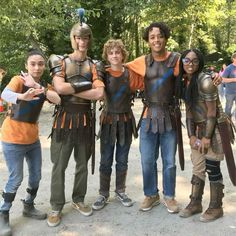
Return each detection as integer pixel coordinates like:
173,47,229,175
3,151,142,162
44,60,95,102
0,14,235,236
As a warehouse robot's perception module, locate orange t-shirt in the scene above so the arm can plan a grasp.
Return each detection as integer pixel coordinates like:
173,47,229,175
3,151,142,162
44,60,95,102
1,76,40,144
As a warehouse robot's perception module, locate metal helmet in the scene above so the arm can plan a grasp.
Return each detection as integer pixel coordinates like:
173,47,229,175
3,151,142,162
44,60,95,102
70,22,93,50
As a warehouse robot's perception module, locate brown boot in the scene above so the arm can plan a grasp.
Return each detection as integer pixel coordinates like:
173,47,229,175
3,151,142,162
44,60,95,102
200,182,224,222
179,175,205,218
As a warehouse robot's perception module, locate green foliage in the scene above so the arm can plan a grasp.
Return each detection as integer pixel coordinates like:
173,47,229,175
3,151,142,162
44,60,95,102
0,0,235,87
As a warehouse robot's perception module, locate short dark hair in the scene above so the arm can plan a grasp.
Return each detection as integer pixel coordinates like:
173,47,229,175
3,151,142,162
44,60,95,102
142,22,170,42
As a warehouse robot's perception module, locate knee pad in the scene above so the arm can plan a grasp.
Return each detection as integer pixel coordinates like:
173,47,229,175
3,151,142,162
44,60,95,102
2,192,16,203
26,187,38,196
206,159,222,182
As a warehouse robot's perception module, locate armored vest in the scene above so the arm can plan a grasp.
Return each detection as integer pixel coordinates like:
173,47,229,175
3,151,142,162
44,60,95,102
48,54,95,142
99,67,137,146
61,56,93,112
191,72,226,124
104,68,131,113
143,52,179,134
189,72,230,153
10,85,46,123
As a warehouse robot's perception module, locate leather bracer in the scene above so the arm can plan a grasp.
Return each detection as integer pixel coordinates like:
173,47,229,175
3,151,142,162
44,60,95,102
186,118,196,138
205,116,216,139
70,80,92,93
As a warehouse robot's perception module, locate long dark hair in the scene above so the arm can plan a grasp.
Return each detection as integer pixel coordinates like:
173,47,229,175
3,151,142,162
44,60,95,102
175,49,204,107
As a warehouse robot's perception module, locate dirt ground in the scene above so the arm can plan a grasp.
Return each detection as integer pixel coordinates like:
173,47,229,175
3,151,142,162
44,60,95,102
0,99,236,236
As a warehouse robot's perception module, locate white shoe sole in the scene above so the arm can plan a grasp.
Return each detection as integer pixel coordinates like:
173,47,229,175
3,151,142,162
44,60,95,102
72,202,93,216
139,200,160,212
92,203,107,210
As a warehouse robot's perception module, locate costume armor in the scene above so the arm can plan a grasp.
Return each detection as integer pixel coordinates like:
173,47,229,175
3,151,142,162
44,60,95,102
143,52,179,134
48,54,92,96
100,67,137,146
188,72,228,154
186,72,236,185
10,85,46,123
104,68,131,113
48,55,95,141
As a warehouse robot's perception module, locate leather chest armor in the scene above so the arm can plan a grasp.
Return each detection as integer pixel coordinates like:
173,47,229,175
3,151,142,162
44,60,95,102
189,72,229,154
104,68,131,113
144,52,179,104
143,52,179,134
61,57,92,110
191,72,225,123
99,67,137,146
10,85,45,123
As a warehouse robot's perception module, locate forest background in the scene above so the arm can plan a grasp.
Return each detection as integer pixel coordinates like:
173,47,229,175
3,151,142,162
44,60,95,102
0,0,235,88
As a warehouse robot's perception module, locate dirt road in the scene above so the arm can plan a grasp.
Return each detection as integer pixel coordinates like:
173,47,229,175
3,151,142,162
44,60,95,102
0,100,236,236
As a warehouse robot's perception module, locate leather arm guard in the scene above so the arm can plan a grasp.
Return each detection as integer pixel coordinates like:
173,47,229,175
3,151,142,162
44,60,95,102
186,118,196,138
70,80,92,94
198,73,218,101
95,61,106,81
205,116,216,139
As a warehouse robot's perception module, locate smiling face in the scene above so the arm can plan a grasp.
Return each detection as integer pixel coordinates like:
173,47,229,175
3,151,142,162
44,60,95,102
107,47,123,66
182,51,200,76
148,27,167,55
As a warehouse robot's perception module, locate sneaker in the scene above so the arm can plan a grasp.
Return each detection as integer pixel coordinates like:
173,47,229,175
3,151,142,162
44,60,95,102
72,202,93,216
139,195,160,212
163,198,179,213
115,191,133,207
47,210,61,227
92,195,108,210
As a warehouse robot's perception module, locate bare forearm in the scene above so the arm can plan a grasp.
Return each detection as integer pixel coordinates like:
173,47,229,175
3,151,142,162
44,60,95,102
53,77,75,95
46,90,61,105
222,77,236,83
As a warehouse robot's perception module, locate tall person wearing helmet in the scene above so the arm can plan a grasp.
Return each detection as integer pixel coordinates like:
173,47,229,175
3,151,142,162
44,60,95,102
47,9,105,227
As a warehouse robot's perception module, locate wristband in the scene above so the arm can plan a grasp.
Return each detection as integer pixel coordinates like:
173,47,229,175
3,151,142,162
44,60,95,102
71,81,92,93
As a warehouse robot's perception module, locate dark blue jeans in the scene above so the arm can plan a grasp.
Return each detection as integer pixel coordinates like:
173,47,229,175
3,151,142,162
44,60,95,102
99,123,132,196
100,139,131,176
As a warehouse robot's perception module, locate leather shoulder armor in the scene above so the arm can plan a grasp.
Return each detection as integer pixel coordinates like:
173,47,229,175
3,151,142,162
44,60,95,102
166,52,180,68
198,72,218,101
95,60,106,82
48,54,65,77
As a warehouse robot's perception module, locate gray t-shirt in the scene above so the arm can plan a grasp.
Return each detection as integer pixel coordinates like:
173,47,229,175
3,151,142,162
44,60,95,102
222,64,236,94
